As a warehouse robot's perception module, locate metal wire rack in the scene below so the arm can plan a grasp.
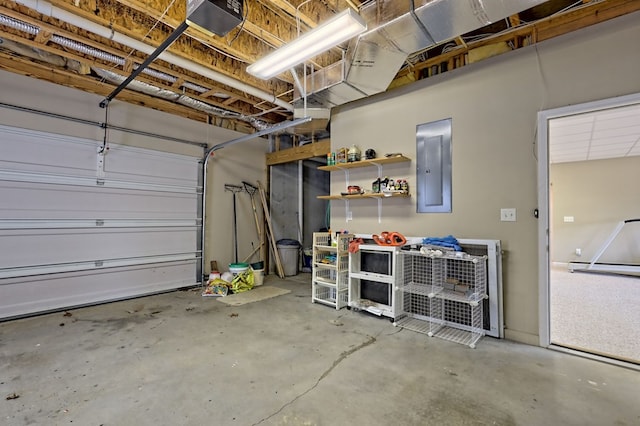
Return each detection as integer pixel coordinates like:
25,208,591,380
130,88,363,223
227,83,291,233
395,250,488,348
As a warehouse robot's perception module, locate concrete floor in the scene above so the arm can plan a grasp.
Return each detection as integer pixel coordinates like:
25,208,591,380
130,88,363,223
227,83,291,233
1,274,639,426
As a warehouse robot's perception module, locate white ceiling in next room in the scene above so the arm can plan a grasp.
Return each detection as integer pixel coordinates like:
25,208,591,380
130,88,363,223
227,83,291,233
549,102,640,164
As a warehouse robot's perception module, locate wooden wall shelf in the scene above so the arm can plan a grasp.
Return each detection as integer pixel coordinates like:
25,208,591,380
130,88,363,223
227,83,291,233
317,154,411,223
317,192,410,200
318,154,410,172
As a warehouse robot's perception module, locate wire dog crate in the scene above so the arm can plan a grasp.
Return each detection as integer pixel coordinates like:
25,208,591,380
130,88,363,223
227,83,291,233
395,250,488,348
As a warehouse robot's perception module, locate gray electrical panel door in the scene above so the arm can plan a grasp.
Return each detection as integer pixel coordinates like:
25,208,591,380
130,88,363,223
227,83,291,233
416,118,452,213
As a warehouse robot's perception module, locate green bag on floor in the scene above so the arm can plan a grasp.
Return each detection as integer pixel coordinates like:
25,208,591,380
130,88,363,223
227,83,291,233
231,270,254,293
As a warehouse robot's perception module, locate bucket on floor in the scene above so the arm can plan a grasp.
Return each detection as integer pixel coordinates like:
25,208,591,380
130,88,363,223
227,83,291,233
229,262,249,276
251,261,264,270
252,268,264,286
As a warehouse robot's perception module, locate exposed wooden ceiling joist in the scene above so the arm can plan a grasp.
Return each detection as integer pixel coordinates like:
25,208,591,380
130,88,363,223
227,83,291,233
0,0,637,138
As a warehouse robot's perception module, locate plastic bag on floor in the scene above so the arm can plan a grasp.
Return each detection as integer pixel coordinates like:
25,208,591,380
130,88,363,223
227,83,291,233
231,270,254,293
202,278,230,297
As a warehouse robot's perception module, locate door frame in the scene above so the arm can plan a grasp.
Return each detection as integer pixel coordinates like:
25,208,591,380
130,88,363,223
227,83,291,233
537,92,640,350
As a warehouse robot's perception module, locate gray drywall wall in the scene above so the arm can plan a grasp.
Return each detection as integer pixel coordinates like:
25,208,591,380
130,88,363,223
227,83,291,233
330,11,640,344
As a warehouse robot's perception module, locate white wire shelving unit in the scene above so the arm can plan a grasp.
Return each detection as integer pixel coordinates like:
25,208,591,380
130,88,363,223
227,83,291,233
394,250,488,348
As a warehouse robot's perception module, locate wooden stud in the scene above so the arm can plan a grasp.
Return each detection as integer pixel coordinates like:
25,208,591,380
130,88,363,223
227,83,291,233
33,30,52,45
171,77,184,89
123,59,134,74
223,97,238,106
266,140,331,166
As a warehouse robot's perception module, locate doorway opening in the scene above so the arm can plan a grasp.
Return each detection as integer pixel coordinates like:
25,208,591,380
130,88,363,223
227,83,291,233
537,94,640,367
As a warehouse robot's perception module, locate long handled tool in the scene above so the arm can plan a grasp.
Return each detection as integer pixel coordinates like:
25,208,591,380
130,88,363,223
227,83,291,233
224,183,243,263
242,181,265,263
257,181,285,278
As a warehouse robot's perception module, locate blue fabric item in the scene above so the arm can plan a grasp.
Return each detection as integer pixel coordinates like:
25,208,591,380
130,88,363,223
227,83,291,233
422,235,462,251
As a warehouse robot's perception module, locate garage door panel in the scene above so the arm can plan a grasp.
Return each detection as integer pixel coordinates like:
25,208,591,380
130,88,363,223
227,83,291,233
0,125,97,177
0,181,198,220
105,144,199,188
0,260,196,319
0,124,202,319
0,228,197,269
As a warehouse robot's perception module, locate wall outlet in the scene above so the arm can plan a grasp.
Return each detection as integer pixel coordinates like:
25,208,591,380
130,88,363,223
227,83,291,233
564,216,575,223
575,248,581,256
500,208,516,222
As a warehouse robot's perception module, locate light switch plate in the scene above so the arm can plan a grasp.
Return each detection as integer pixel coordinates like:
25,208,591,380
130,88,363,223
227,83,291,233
500,208,516,222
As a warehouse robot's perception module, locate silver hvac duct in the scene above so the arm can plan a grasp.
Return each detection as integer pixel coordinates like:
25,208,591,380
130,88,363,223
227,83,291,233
93,68,269,130
293,0,547,110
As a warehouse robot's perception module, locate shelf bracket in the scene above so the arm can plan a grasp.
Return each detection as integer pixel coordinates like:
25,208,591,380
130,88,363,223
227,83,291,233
345,199,351,222
343,168,350,187
377,198,382,223
374,163,383,178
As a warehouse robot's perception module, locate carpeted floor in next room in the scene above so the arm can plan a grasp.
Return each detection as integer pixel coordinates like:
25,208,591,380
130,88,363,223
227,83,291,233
550,266,640,362
1,273,639,426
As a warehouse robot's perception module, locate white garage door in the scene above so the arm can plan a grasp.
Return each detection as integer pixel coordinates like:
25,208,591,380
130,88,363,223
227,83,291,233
0,125,202,319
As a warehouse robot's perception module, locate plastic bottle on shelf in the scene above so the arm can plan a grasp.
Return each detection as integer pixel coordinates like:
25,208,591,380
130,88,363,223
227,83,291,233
372,177,380,193
401,179,409,194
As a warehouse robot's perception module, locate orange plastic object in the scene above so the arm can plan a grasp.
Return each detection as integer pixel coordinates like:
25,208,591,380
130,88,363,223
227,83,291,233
348,238,365,253
372,231,407,246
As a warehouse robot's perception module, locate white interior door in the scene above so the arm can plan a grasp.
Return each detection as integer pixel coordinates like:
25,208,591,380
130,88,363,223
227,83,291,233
0,125,201,319
538,94,640,366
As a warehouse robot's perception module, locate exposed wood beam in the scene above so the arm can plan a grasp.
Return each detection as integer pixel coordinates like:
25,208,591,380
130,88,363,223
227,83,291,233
44,0,290,95
266,139,331,165
508,14,520,28
33,30,52,44
533,0,640,41
266,0,319,29
200,89,219,98
123,59,134,73
115,0,297,60
0,51,257,133
0,5,283,120
393,0,640,87
223,97,238,106
171,77,184,89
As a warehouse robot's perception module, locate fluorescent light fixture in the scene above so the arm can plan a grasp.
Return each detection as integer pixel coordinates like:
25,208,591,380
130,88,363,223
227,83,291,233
247,9,367,80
